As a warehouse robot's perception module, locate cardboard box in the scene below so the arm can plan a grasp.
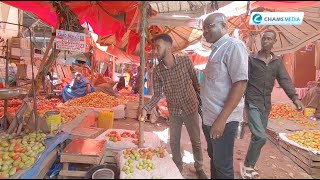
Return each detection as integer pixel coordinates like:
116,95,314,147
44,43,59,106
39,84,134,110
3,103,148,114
11,37,31,49
11,48,31,57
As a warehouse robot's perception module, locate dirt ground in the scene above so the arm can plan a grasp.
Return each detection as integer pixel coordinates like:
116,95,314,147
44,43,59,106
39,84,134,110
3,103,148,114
112,87,313,179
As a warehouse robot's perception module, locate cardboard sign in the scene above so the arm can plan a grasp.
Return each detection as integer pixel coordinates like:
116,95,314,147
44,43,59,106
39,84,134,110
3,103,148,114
55,30,86,52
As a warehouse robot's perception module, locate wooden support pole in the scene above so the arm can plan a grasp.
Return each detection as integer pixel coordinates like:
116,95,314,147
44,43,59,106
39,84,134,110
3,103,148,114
138,1,148,148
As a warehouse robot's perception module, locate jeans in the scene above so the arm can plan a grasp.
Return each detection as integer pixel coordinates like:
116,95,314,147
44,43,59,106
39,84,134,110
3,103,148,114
203,121,239,179
169,111,204,172
244,103,270,167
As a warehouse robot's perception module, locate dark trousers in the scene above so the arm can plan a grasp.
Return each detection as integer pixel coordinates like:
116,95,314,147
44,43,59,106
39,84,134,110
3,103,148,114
203,121,239,179
244,103,270,167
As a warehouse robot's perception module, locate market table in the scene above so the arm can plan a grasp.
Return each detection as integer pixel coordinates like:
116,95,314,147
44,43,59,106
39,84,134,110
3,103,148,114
266,118,319,145
96,129,161,152
266,118,320,178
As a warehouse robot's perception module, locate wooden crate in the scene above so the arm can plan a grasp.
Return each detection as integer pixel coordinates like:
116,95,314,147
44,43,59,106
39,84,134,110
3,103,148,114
56,65,65,79
62,66,73,78
102,149,117,164
59,138,107,179
11,37,30,49
70,127,105,139
278,138,320,178
266,128,278,145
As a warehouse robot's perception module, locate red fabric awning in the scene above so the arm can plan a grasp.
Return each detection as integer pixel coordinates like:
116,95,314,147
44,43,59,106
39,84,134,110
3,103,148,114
3,1,57,27
65,1,140,37
107,45,140,64
251,1,319,9
3,1,140,38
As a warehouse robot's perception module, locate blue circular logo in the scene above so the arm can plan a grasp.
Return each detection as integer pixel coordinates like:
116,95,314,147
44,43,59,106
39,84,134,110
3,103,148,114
252,14,262,24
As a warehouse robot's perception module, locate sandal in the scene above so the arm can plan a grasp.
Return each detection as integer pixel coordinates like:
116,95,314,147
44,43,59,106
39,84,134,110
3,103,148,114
240,162,260,179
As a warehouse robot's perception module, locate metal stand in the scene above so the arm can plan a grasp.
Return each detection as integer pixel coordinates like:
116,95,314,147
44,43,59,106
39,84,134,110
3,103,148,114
0,21,38,133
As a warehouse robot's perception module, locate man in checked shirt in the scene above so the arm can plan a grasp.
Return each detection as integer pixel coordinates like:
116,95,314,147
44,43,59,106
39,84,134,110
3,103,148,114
141,34,208,179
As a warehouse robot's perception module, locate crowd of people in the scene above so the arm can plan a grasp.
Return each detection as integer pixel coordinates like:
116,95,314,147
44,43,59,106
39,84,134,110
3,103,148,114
141,12,304,179
57,11,314,180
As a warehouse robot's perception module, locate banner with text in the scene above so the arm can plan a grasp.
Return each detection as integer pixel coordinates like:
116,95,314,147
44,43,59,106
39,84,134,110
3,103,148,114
55,30,86,52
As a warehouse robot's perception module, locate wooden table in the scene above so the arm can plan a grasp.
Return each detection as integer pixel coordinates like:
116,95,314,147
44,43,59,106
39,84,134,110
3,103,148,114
266,118,319,144
59,138,107,179
266,118,320,178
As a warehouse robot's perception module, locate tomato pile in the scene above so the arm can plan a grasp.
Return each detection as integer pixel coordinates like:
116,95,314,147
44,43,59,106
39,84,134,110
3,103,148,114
0,99,23,117
57,107,85,123
105,130,143,145
287,130,320,151
269,104,306,120
36,98,62,117
295,120,318,128
65,92,139,108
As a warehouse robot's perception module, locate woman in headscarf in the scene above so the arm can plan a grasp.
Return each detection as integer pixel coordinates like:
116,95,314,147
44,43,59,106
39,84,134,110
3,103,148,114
62,72,95,102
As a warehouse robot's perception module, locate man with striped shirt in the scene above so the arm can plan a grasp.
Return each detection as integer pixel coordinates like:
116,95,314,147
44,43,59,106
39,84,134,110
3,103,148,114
141,34,207,179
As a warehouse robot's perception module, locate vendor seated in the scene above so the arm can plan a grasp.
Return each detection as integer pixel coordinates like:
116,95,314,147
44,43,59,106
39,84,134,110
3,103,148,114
62,72,95,102
94,74,117,96
301,79,320,118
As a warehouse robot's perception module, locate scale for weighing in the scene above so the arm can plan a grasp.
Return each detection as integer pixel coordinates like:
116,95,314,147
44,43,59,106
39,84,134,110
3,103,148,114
0,88,27,130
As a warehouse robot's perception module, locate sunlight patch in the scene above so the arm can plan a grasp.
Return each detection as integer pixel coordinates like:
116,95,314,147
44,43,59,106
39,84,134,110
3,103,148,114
153,128,169,144
182,150,195,164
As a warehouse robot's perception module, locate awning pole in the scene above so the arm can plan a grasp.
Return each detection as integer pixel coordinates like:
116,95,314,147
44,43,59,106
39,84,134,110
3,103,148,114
138,1,148,148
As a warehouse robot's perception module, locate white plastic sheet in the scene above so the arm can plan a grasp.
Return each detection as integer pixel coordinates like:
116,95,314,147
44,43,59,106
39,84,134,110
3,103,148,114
95,129,161,152
279,133,320,155
116,148,183,179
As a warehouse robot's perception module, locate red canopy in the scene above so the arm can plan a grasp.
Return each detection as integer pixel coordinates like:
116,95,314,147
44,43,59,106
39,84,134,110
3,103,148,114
3,1,140,38
251,1,319,9
107,45,140,64
3,1,57,26
65,1,139,37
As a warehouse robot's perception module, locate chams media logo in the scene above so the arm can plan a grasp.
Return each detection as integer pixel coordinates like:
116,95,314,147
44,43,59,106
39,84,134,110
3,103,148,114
252,13,262,25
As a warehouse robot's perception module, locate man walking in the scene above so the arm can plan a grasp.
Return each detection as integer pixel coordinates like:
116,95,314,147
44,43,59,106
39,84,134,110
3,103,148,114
141,34,207,179
240,29,304,179
201,13,249,179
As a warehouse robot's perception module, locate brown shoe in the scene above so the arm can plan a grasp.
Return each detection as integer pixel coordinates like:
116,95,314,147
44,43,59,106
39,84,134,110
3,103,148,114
196,170,208,179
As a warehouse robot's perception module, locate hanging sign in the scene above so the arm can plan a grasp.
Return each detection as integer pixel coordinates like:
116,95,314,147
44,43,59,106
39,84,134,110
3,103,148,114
55,30,86,52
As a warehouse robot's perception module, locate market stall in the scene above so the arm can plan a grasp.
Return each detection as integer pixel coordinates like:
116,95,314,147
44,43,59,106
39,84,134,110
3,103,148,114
266,103,320,178
1,1,186,179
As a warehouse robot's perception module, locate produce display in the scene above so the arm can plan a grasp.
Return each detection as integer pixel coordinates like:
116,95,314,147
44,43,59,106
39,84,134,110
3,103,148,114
57,107,85,123
65,92,139,108
106,130,143,145
295,120,318,128
0,131,47,178
119,88,132,95
286,130,320,151
0,99,23,117
36,98,62,117
269,104,306,120
121,147,166,178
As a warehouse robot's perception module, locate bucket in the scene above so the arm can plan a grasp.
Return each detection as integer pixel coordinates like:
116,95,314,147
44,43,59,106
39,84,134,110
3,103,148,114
92,168,114,179
98,110,114,129
45,110,61,133
304,107,316,117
